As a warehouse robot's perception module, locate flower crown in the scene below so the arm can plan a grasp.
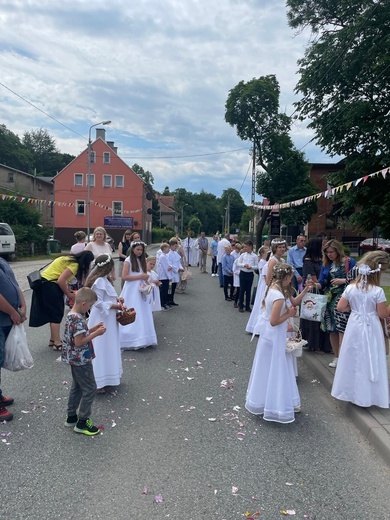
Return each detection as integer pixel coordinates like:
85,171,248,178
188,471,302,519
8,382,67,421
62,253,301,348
95,255,112,268
131,241,147,248
273,263,293,277
358,263,381,289
271,238,286,245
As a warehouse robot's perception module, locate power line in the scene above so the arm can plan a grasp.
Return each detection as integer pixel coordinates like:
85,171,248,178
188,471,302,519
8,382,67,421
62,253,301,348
120,148,248,160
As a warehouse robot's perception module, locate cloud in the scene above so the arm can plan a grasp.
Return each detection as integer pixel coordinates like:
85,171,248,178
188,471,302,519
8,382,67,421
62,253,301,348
0,0,332,203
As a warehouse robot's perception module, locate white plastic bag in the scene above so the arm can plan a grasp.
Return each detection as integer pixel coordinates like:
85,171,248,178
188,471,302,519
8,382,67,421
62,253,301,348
3,325,34,371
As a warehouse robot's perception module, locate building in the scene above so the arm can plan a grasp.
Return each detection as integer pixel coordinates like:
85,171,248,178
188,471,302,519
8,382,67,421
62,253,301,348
0,163,54,227
53,129,152,246
155,194,178,229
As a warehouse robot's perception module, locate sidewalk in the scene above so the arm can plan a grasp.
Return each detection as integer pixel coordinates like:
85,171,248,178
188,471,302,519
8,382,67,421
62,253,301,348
301,349,390,466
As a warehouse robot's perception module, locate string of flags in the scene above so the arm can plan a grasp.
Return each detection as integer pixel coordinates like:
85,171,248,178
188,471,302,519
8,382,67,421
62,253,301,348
0,194,142,215
251,166,389,211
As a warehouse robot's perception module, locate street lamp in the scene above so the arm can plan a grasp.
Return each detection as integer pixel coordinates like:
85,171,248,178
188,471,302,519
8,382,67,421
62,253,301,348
87,120,111,240
180,203,188,236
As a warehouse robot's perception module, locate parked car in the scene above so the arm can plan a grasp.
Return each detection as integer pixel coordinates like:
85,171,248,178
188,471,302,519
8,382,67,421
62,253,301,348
359,238,390,254
88,233,116,252
0,223,16,260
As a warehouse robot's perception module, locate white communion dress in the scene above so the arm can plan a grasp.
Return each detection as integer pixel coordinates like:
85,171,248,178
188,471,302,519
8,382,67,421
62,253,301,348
119,258,158,350
331,284,389,408
88,277,123,389
245,288,300,423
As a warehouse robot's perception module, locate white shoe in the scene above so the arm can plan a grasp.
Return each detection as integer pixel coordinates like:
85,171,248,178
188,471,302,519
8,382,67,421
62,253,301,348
329,358,338,368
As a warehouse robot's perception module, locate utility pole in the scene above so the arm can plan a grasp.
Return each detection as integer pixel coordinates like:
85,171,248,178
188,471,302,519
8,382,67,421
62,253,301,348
251,141,256,242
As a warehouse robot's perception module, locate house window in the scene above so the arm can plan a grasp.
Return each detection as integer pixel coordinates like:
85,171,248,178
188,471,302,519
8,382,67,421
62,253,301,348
76,200,85,215
103,175,112,188
86,174,95,187
115,175,124,188
74,173,83,186
103,152,110,164
89,151,96,163
113,201,122,216
7,172,14,182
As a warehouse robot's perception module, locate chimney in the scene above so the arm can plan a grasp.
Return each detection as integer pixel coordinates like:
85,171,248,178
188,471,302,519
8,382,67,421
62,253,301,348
107,141,118,154
95,128,106,141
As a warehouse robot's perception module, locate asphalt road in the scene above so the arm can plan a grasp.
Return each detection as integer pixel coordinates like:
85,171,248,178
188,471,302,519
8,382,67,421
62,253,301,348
1,253,390,520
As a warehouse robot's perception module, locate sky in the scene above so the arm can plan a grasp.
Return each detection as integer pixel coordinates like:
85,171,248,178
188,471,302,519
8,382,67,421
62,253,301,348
0,0,336,204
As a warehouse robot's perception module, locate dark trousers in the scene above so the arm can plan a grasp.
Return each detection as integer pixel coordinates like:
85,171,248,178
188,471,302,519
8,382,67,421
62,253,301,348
68,363,97,420
159,279,169,307
292,267,303,292
168,282,177,304
239,271,254,310
211,257,218,274
218,263,223,287
223,275,234,299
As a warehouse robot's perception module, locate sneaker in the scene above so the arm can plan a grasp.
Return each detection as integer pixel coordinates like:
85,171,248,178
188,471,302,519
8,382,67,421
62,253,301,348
162,305,171,311
329,358,338,368
74,418,100,436
225,297,233,301
0,406,13,422
0,395,14,407
238,308,245,313
64,415,78,428
245,307,252,312
169,302,179,306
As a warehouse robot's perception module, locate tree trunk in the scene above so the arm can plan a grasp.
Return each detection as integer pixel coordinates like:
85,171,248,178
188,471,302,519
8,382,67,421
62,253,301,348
255,209,271,250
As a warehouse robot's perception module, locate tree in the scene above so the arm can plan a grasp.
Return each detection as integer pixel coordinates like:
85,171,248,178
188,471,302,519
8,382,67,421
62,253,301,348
131,163,155,188
23,128,60,174
220,188,246,231
225,76,318,245
286,0,390,236
0,125,33,171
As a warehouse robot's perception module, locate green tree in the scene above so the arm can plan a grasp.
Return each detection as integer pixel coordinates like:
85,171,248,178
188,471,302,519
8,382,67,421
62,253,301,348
225,75,317,246
220,188,246,231
131,163,155,188
287,0,390,236
0,125,33,171
23,128,59,174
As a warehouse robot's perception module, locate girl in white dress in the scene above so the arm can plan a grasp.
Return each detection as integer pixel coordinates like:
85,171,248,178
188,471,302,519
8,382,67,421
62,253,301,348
85,254,123,392
332,255,390,408
245,263,312,423
119,241,158,350
246,246,270,334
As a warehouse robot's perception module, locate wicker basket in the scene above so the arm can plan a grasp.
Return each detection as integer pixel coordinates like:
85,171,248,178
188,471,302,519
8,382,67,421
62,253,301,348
286,324,307,357
116,308,136,326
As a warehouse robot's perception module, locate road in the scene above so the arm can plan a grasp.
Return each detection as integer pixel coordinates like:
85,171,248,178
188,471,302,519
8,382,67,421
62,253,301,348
1,252,389,519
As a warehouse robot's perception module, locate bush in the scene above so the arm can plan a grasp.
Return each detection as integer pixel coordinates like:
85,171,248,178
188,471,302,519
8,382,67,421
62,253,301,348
152,227,176,244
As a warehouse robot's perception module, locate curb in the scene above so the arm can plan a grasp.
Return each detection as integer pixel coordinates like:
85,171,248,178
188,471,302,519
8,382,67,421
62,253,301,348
302,352,390,466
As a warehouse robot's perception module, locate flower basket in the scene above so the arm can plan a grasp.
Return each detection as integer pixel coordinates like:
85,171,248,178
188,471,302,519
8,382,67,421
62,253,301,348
286,324,307,357
116,308,136,326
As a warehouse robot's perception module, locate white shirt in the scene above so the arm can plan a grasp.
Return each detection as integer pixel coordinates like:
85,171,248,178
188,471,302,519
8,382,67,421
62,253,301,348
237,251,259,273
217,238,231,263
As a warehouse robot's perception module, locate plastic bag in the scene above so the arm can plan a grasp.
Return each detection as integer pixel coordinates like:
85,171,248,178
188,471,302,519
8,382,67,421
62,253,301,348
3,325,34,371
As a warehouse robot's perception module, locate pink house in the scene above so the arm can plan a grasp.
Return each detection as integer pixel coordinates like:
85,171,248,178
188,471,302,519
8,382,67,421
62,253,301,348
53,129,152,246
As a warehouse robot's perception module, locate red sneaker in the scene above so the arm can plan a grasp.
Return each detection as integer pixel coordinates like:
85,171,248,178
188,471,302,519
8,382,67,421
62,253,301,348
0,407,13,421
0,395,14,407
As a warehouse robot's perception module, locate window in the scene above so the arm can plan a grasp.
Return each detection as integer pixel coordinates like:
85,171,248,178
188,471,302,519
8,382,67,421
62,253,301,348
7,172,14,182
86,174,95,187
103,151,110,164
115,175,124,188
103,175,112,188
74,173,83,186
76,200,85,215
89,151,96,163
113,201,122,216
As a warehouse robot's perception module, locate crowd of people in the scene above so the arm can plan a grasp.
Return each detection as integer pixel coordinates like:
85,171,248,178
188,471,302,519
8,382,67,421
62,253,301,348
0,228,389,434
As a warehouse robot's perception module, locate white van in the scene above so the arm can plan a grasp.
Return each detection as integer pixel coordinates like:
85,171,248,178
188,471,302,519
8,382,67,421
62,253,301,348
0,223,16,260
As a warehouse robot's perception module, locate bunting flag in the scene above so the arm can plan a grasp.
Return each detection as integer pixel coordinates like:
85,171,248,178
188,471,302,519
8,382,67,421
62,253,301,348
0,194,143,214
251,166,389,211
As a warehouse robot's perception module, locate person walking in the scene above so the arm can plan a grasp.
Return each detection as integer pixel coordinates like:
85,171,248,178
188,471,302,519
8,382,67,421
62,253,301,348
198,232,208,273
0,257,27,421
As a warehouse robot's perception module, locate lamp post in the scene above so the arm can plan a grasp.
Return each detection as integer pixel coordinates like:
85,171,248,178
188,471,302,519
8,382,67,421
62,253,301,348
180,203,188,236
87,120,111,240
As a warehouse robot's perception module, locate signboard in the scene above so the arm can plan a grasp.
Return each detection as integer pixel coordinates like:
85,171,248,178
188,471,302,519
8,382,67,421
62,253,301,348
104,216,134,229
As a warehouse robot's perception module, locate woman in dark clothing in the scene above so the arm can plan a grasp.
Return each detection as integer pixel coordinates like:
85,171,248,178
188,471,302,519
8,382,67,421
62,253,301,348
299,237,332,353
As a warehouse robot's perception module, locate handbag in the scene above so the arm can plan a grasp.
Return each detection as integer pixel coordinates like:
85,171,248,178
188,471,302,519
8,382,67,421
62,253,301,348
3,325,34,371
27,261,52,290
181,269,192,281
286,324,307,358
300,290,328,322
